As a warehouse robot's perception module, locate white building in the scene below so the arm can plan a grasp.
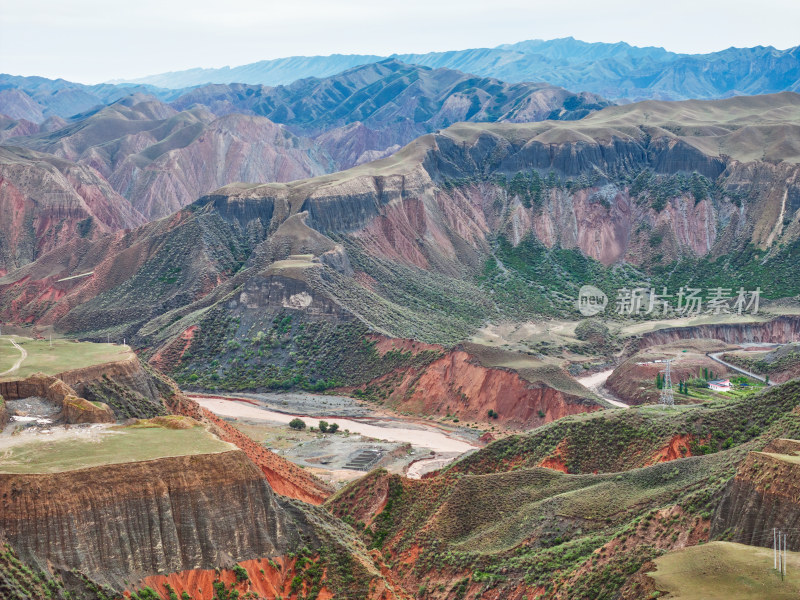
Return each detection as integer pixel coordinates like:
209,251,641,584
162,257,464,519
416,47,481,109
708,379,732,392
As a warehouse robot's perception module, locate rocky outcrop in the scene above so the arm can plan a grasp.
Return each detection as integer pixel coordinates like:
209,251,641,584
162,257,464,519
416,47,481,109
711,439,800,550
61,395,115,423
0,355,169,421
0,372,115,424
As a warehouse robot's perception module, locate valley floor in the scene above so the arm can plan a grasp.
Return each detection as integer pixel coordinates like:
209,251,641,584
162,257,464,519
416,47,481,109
191,392,480,483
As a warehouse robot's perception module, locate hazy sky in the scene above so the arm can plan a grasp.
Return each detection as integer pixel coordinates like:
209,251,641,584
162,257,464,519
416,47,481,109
2,0,798,83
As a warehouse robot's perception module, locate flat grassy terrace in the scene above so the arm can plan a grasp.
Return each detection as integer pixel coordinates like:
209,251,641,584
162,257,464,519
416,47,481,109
650,541,800,599
0,336,133,381
0,420,234,474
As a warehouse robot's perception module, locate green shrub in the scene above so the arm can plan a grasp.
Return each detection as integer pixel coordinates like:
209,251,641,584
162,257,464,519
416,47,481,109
232,564,249,583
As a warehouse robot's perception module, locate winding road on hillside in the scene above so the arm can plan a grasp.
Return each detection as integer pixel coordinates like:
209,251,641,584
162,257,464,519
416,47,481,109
0,338,27,378
707,351,776,386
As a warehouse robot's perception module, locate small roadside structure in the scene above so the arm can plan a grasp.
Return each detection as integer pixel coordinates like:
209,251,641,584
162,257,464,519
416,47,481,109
708,379,732,392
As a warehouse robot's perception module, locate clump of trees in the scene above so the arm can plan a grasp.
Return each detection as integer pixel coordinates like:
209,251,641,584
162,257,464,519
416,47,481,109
318,420,339,433
289,418,306,430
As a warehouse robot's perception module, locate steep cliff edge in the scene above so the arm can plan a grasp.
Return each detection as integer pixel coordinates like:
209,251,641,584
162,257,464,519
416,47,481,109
712,437,800,550
0,353,170,420
0,447,395,597
634,316,800,351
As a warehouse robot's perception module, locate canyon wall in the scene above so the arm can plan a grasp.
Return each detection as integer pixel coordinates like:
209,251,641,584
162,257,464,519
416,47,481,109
635,316,800,351
712,438,800,550
0,450,301,589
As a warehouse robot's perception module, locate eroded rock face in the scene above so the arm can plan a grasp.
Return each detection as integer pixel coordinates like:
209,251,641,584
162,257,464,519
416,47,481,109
237,274,351,319
711,439,800,550
0,373,115,424
635,316,800,350
0,450,300,589
351,346,601,428
0,355,169,421
0,146,146,274
61,395,115,423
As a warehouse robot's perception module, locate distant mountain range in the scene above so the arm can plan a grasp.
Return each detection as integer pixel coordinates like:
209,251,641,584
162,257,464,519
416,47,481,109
169,59,608,167
0,73,178,122
117,37,800,101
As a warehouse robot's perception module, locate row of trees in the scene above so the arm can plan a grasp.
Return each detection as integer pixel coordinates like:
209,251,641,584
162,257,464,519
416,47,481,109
288,418,339,433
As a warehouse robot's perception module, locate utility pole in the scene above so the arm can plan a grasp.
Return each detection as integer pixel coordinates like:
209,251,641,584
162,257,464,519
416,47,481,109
776,530,787,580
784,533,787,580
659,359,675,407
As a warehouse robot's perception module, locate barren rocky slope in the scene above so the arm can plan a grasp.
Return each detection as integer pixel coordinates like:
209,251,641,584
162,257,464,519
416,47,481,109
11,94,333,219
0,145,146,274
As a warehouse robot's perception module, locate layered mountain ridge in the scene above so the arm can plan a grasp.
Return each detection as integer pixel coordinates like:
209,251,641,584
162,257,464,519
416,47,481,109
121,37,800,101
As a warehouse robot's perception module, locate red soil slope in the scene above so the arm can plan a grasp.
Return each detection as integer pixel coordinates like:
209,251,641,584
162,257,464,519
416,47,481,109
131,557,334,600
352,346,600,429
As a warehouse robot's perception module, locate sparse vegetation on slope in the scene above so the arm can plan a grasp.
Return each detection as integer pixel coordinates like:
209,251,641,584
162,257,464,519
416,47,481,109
327,380,800,598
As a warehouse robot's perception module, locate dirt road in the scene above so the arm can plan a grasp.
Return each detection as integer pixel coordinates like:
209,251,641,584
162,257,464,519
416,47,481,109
0,338,27,378
707,352,775,386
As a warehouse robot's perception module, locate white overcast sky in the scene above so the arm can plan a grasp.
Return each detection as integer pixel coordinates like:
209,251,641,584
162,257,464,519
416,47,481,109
1,0,798,83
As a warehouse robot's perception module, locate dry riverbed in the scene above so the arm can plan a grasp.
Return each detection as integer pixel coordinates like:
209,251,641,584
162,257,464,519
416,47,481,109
190,392,479,484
